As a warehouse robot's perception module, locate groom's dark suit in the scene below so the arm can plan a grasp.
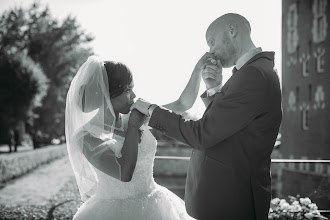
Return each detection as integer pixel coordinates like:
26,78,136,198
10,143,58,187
149,52,282,220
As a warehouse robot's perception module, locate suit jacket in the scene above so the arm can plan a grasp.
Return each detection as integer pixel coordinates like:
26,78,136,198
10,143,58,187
149,52,282,220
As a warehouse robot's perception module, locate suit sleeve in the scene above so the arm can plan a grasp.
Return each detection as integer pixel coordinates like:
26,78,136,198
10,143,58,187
149,66,268,150
200,91,214,107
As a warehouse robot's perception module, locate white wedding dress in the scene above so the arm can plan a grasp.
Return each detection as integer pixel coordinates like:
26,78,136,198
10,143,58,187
73,125,195,220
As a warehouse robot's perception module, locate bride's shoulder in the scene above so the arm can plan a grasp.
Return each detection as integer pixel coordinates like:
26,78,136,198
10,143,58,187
73,125,93,141
75,124,125,144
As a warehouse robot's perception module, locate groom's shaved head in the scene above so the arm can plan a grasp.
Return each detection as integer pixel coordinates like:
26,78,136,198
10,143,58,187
205,13,253,67
207,13,251,36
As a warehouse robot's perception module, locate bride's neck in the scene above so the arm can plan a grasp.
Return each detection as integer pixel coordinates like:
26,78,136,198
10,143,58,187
114,111,121,124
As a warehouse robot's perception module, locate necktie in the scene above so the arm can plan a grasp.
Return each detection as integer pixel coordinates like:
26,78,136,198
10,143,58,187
232,67,238,74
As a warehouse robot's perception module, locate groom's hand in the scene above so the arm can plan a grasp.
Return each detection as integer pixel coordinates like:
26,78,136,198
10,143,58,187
130,98,152,116
202,59,223,90
195,52,222,90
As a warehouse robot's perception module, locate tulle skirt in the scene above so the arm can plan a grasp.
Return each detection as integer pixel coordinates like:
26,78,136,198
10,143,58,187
73,184,195,220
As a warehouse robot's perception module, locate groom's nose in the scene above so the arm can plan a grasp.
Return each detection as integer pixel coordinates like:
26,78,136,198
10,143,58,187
209,49,215,55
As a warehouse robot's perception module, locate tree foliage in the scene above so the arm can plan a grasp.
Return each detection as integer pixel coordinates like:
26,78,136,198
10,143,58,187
0,50,48,128
0,2,94,144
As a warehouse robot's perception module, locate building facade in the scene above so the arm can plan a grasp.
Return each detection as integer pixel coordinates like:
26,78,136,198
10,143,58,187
280,0,329,209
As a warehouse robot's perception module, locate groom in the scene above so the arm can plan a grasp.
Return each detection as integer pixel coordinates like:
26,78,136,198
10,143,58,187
132,13,282,220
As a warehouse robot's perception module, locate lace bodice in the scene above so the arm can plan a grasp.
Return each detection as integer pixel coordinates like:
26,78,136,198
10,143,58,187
93,126,158,200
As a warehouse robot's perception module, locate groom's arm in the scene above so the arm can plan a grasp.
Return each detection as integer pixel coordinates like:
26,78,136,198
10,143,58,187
149,66,268,150
200,83,222,108
200,91,214,107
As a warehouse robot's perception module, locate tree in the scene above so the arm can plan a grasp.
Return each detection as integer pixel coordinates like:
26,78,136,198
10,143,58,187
0,50,48,150
0,2,94,145
0,50,48,122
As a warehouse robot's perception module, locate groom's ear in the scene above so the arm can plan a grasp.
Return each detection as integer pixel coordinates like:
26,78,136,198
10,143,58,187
228,24,237,37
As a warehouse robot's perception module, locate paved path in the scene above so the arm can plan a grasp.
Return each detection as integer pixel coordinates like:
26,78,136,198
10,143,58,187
0,156,75,206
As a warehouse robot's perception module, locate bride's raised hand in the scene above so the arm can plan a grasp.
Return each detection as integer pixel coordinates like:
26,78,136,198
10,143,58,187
161,52,219,114
195,52,217,73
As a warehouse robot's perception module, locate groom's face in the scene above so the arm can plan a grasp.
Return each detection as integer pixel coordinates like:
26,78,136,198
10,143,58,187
206,25,235,68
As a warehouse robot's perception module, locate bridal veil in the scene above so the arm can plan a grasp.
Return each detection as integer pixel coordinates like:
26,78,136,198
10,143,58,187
65,56,119,201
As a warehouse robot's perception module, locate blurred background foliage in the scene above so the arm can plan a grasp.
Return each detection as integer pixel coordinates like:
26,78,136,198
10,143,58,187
0,2,94,148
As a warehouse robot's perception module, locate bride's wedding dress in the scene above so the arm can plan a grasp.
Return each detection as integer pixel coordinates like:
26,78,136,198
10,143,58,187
73,125,194,220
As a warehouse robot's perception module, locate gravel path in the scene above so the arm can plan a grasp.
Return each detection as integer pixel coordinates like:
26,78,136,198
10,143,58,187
0,156,82,219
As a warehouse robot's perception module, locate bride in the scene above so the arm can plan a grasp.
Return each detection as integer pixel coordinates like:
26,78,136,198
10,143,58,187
65,56,203,219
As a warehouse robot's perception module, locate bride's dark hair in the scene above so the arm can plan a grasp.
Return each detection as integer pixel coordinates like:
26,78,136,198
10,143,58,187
104,61,132,99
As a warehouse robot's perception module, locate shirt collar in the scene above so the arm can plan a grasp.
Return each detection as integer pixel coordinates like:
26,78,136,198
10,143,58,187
235,47,262,70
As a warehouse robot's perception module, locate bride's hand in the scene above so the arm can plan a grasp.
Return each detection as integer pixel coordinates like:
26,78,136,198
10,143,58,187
195,52,217,73
128,109,147,129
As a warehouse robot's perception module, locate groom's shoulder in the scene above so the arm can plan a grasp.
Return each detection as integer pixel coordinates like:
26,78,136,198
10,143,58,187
241,52,276,78
246,51,275,67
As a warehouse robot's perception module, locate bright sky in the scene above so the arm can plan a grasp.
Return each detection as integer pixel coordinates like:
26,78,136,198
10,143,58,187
1,0,282,118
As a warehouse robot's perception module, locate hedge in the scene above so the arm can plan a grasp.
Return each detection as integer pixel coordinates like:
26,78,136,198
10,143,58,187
0,144,67,183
